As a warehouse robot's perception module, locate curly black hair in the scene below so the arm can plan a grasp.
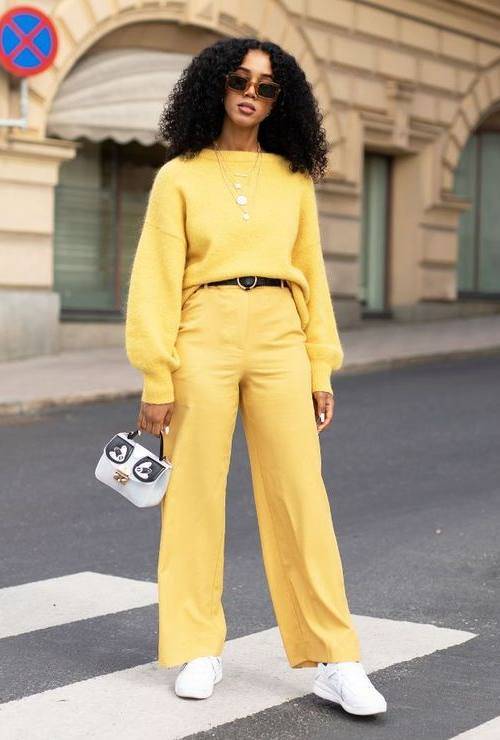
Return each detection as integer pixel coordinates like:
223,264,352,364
156,37,329,182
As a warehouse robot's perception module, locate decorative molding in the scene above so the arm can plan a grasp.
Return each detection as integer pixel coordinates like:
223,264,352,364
12,0,346,179
440,57,500,194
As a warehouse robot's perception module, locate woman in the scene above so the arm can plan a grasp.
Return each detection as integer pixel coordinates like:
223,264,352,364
125,37,386,716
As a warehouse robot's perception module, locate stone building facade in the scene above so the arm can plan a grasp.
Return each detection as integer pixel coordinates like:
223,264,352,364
1,0,500,360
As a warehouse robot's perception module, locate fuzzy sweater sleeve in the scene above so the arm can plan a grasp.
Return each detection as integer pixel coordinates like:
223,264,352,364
125,164,187,404
292,174,344,395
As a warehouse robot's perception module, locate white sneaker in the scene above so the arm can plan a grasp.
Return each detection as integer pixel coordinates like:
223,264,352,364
313,661,387,716
174,655,222,699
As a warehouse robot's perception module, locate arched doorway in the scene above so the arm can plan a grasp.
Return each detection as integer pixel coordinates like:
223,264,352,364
453,113,500,298
48,47,190,320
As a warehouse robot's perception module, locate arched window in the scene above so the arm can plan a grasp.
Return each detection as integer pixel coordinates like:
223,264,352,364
454,128,500,298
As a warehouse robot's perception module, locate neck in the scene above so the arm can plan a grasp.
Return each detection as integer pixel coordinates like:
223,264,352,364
213,128,261,153
214,141,262,154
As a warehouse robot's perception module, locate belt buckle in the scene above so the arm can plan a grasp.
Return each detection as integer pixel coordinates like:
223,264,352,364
237,275,258,290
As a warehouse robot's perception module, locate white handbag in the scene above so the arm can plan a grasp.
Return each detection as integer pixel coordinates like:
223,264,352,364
94,428,172,507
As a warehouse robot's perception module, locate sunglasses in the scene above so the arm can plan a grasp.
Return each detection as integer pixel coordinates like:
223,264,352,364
225,72,281,102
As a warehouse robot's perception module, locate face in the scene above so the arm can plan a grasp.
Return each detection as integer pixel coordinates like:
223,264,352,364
222,49,278,127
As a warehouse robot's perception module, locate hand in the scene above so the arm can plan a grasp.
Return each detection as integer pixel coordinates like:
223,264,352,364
312,391,334,433
137,401,174,437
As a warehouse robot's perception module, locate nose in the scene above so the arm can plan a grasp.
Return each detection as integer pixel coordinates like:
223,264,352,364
245,80,257,97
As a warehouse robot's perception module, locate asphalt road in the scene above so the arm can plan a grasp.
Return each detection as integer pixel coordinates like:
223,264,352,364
0,353,498,739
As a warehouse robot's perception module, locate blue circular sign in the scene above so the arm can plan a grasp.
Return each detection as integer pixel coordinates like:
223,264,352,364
0,5,58,77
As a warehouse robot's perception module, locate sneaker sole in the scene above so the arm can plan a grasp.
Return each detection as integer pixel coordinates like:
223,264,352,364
175,671,222,699
313,677,387,716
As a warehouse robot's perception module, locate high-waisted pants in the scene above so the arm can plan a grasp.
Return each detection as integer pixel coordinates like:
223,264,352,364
157,282,361,668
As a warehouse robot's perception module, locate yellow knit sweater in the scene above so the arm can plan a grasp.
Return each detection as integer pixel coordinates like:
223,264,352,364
125,147,344,404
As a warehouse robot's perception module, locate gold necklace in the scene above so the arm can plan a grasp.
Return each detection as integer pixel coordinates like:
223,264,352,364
213,143,263,221
214,141,261,184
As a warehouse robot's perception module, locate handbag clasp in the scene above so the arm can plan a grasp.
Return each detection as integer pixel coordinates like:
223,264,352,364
113,469,130,485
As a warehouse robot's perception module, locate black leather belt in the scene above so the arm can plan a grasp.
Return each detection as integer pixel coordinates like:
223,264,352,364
202,276,286,290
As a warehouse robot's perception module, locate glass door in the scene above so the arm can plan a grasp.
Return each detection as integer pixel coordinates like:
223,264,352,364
360,152,391,316
54,139,166,320
455,131,500,297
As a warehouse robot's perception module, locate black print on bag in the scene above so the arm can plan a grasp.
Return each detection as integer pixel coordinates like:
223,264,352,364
105,435,134,464
132,456,165,483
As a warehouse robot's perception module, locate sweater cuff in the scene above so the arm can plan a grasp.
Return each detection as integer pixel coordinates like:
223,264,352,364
140,369,175,404
310,360,334,395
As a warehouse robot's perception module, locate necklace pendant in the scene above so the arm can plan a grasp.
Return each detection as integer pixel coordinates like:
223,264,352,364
242,212,250,220
236,194,248,205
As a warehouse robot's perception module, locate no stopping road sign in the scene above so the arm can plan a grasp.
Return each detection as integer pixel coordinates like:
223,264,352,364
0,5,58,77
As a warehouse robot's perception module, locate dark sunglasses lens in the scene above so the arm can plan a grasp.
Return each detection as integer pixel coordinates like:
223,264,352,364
227,73,247,91
257,82,279,100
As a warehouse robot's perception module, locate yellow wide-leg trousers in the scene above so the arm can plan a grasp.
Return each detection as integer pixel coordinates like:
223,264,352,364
157,283,361,669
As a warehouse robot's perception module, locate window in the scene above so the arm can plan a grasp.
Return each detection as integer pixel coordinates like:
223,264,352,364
454,131,500,297
360,152,391,316
54,138,166,320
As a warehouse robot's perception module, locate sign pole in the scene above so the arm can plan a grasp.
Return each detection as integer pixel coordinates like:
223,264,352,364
0,5,59,129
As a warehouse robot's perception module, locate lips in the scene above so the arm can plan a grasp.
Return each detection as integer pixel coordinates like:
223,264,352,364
238,102,255,112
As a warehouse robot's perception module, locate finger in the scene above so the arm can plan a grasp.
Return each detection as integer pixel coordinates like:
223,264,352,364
317,394,334,432
141,404,155,430
144,415,155,435
329,395,335,421
314,394,326,430
318,395,327,417
152,424,163,438
138,406,147,432
321,396,334,430
163,405,174,428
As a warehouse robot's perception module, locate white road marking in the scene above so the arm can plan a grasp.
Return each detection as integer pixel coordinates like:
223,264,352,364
0,612,476,740
450,717,500,739
0,572,157,639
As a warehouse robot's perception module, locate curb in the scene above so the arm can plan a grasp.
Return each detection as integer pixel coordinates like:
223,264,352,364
333,345,500,375
1,345,499,418
0,389,140,418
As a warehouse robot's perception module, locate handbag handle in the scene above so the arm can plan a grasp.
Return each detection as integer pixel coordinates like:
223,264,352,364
126,428,169,461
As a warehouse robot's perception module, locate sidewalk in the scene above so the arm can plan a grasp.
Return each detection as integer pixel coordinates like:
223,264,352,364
1,313,500,416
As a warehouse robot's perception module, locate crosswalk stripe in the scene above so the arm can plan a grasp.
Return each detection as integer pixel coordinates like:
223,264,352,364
0,610,476,740
450,717,500,739
0,572,157,639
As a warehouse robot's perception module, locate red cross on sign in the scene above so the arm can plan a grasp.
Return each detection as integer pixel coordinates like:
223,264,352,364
0,5,58,77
